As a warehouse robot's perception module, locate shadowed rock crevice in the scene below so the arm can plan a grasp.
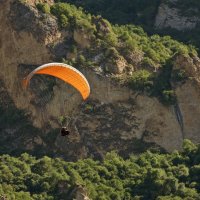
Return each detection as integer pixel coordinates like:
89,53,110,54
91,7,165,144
173,102,184,139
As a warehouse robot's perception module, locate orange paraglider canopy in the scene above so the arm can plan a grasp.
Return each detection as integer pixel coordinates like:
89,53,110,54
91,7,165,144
22,63,90,100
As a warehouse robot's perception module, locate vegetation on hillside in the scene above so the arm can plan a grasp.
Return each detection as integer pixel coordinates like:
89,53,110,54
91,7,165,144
54,0,160,26
36,2,197,105
54,0,200,54
1,140,200,199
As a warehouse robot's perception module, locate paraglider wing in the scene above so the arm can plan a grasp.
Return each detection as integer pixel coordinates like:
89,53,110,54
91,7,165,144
22,63,90,100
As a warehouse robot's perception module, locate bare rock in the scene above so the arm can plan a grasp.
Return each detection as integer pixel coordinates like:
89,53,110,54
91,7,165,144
10,0,60,44
134,95,183,151
173,54,200,84
106,56,127,74
175,81,200,143
74,186,90,200
73,29,91,48
25,0,54,6
155,1,200,31
125,50,144,67
33,136,43,145
68,185,91,200
93,16,111,34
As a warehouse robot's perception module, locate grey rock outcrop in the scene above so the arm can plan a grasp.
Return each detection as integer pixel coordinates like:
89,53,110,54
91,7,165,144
155,1,200,31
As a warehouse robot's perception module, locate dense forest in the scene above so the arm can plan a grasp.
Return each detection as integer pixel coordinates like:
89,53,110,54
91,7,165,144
1,140,200,199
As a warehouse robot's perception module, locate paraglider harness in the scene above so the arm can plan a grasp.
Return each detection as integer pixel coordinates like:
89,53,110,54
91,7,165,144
60,116,71,136
60,127,70,136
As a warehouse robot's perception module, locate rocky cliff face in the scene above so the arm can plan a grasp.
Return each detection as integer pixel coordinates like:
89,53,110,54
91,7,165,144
1,0,200,160
173,54,200,142
155,0,200,30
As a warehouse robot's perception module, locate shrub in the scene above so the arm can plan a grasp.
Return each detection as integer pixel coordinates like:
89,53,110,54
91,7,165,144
105,47,119,60
77,55,86,65
75,18,96,34
129,70,153,92
103,32,118,47
59,14,69,28
142,57,157,69
161,90,177,105
36,3,50,14
172,69,187,82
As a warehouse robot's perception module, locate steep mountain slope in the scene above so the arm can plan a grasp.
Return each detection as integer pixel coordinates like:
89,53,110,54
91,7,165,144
155,0,200,31
1,0,200,160
154,0,200,49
